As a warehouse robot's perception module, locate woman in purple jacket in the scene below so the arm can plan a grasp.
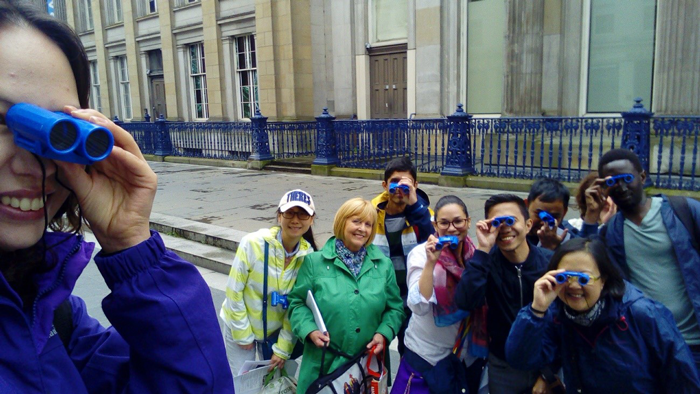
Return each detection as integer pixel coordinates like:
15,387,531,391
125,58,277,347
0,1,233,392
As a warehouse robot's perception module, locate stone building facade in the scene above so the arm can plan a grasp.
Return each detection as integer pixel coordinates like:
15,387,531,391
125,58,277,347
48,0,698,121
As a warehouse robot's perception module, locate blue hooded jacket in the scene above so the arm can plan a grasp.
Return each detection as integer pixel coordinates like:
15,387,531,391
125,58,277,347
581,195,700,329
0,231,234,393
505,284,700,393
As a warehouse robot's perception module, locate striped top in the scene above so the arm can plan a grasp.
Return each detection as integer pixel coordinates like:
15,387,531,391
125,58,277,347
219,227,313,359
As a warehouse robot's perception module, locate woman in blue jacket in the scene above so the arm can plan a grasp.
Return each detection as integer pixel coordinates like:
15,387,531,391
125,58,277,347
506,237,700,393
0,2,232,392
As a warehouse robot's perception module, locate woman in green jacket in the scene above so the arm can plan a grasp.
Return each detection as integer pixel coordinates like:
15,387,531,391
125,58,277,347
288,197,405,393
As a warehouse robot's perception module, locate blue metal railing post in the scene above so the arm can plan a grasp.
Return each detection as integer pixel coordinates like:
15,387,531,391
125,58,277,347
621,98,653,188
441,104,473,176
313,107,338,165
154,114,172,156
249,107,273,161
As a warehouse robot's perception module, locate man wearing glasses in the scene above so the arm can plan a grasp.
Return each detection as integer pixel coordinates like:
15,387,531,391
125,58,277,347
371,157,434,356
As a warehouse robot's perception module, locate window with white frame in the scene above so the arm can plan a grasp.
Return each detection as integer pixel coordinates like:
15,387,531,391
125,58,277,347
586,0,656,112
235,35,258,119
189,43,209,119
116,56,132,119
136,0,157,17
89,61,102,112
105,0,123,26
174,0,200,8
76,0,94,32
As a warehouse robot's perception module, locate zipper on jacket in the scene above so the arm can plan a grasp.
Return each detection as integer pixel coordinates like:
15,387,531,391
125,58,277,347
515,265,523,307
31,235,82,329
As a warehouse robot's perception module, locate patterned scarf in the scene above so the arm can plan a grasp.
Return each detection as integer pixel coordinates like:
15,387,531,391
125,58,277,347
433,234,476,327
335,238,367,278
564,299,606,327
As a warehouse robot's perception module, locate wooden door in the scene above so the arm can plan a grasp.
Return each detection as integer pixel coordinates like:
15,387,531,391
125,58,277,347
370,47,407,119
150,78,167,119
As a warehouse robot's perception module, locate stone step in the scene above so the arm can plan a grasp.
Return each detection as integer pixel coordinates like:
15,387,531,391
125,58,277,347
263,164,312,174
149,212,247,252
269,159,313,168
158,232,234,275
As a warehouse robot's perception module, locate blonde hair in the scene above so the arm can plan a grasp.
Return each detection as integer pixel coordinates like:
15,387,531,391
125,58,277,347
333,198,378,246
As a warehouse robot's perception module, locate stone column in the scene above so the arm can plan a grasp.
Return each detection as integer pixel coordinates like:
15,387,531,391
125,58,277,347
503,0,545,116
653,0,700,115
140,51,151,118
221,37,236,120
177,45,189,120
158,0,180,120
202,0,224,120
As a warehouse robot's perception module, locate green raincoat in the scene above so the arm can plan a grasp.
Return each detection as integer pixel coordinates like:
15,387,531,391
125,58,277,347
288,237,405,393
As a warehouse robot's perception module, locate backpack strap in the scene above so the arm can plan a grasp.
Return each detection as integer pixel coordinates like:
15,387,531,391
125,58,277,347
665,195,700,253
262,241,269,342
53,299,74,349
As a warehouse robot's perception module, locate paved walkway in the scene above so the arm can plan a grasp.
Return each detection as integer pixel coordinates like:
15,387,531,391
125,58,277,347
149,161,576,242
75,161,580,388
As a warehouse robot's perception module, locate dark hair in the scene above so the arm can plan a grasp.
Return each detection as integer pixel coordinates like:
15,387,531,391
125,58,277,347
384,157,417,183
528,178,570,210
435,195,469,218
575,171,599,217
0,0,88,305
598,149,643,175
484,194,529,219
548,237,626,300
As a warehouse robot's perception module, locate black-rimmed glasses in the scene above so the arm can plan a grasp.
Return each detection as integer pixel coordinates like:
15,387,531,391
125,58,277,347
436,218,468,230
281,211,311,220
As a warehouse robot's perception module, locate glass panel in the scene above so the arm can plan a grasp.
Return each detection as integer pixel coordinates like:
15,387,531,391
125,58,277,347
190,46,198,73
243,103,251,118
374,0,407,42
251,51,256,68
241,86,249,102
467,0,506,114
587,0,656,112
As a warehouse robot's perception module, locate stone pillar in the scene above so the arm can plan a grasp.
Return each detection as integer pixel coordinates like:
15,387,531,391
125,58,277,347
158,0,180,120
176,45,189,119
415,0,442,117
653,0,700,115
202,0,224,120
140,51,151,118
503,0,545,116
255,0,313,120
221,37,237,120
122,0,143,120
559,0,583,116
90,0,112,116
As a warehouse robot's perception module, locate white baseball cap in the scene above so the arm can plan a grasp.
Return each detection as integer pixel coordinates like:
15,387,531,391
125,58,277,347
278,189,315,215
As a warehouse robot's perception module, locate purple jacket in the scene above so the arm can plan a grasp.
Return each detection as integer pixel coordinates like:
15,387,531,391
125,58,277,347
0,231,234,393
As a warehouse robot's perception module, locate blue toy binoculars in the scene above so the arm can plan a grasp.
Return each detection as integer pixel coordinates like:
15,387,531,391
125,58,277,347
389,183,410,194
604,173,634,187
555,271,596,286
491,216,516,227
435,235,459,251
271,291,289,309
538,211,556,228
6,103,114,165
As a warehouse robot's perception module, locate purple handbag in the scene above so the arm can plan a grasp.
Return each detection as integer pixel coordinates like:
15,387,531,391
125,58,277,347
390,359,430,394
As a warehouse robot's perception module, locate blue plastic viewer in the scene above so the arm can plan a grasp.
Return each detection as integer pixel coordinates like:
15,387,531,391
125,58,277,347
6,103,114,165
